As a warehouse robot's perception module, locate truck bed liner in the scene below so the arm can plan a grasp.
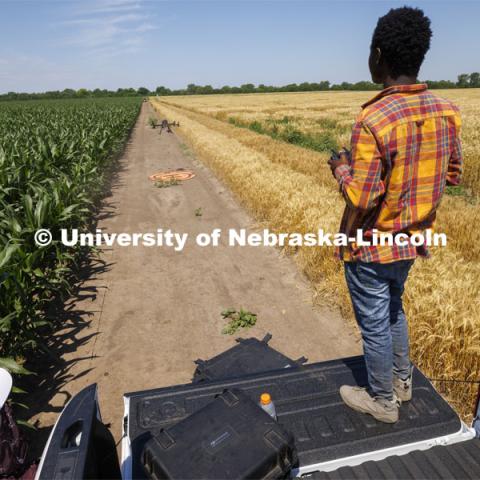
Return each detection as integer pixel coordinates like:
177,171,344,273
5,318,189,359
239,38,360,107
124,356,463,478
308,438,480,479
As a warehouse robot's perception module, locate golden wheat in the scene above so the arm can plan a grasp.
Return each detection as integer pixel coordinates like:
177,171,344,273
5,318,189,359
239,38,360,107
162,89,480,193
151,89,480,420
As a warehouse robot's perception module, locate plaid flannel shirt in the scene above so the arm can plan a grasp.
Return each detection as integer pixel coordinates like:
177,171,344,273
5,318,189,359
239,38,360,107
334,83,462,263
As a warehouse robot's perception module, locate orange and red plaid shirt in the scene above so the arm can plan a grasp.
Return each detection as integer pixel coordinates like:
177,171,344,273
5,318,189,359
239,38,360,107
334,83,462,263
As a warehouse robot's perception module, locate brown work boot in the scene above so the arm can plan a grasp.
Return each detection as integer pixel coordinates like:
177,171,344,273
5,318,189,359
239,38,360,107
393,373,413,404
339,386,399,423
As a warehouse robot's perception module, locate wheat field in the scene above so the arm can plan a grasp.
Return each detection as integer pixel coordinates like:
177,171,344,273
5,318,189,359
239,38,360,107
151,89,480,420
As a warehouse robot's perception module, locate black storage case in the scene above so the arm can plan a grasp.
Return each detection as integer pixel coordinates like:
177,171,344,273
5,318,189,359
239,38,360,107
141,388,297,480
192,334,306,383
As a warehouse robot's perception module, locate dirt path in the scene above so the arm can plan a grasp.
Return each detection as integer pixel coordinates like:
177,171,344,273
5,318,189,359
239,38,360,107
32,102,360,444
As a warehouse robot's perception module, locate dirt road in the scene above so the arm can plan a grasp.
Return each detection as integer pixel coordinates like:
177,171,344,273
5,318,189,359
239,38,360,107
32,102,360,445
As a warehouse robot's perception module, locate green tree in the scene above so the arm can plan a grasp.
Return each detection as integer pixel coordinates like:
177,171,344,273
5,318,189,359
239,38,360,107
186,83,198,95
457,74,470,88
469,72,480,88
200,85,214,94
61,89,75,98
155,86,171,95
240,83,255,93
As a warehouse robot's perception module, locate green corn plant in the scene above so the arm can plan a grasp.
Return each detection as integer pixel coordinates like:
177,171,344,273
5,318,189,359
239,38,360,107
0,97,141,373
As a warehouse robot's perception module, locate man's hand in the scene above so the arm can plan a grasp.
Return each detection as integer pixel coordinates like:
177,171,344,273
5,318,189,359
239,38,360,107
328,148,351,174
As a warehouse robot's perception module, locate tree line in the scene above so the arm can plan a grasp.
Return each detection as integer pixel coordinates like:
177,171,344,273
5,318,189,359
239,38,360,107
1,73,479,101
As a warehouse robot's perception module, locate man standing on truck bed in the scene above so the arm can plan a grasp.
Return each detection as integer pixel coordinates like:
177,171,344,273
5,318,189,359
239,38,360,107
328,7,462,423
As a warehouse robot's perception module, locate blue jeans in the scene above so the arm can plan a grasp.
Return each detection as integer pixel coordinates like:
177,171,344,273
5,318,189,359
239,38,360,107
344,260,414,400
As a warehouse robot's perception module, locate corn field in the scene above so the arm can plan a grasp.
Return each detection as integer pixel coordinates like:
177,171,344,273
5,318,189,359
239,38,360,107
0,98,141,373
152,89,480,420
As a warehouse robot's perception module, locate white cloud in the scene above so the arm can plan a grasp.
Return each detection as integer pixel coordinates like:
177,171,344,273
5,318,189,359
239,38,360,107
0,0,170,92
62,13,149,27
59,0,157,56
75,0,143,15
0,54,76,92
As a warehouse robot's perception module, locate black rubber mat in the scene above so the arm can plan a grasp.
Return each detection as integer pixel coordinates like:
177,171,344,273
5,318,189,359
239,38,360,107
192,333,306,383
307,439,480,479
125,356,461,478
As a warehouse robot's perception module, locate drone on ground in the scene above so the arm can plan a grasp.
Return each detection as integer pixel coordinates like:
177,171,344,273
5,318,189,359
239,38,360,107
150,119,180,133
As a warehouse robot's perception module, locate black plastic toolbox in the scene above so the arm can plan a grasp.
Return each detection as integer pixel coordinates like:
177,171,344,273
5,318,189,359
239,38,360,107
141,388,296,479
125,356,462,478
192,334,307,383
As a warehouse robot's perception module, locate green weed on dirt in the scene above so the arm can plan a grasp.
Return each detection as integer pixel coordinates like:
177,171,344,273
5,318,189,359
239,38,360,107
221,308,257,334
154,178,179,188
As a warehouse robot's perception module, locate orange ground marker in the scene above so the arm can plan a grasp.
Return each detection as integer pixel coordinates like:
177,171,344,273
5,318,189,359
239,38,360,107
148,170,195,182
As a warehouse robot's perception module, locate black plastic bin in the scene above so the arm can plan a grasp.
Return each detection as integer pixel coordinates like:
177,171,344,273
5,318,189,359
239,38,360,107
141,388,297,479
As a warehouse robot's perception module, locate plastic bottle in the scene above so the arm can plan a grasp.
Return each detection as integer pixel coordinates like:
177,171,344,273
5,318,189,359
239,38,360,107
259,393,277,420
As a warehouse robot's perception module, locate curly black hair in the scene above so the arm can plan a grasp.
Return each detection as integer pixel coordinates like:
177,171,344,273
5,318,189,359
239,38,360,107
371,6,432,79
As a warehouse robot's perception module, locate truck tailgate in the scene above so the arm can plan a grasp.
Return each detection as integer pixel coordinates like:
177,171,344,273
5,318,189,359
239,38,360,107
123,355,470,478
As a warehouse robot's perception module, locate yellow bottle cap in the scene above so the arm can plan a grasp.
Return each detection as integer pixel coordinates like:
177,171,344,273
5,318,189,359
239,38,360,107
260,393,271,405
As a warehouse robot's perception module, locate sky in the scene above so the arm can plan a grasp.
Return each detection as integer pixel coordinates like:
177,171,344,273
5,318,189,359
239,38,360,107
1,0,479,93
